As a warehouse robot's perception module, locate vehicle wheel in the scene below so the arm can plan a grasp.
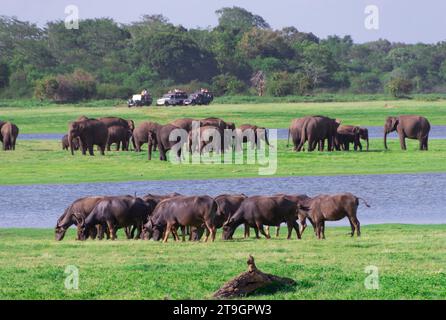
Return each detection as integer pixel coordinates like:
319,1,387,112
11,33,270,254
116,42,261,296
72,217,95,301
165,102,169,107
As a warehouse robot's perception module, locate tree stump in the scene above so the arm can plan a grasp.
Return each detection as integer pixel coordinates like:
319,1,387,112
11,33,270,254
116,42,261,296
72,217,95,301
213,255,296,298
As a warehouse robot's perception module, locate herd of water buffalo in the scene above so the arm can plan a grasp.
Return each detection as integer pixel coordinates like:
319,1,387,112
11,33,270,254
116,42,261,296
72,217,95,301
59,113,432,159
55,192,371,242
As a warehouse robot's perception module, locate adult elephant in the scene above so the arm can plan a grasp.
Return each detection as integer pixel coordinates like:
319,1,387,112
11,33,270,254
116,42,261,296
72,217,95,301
61,134,80,151
287,117,310,151
106,125,132,151
298,116,341,152
78,196,155,240
148,124,185,161
132,121,160,152
170,118,196,132
55,196,106,241
68,119,108,156
188,125,225,154
0,121,19,150
335,125,361,151
222,195,301,240
384,115,430,150
98,117,135,131
236,124,269,150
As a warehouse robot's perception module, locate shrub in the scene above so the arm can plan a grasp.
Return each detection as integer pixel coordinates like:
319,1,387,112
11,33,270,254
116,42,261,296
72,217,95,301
211,74,247,96
350,73,382,93
96,83,133,99
386,77,413,98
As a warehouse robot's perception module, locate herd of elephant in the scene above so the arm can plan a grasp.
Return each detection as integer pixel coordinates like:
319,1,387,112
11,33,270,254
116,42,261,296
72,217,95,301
55,192,370,243
63,113,432,160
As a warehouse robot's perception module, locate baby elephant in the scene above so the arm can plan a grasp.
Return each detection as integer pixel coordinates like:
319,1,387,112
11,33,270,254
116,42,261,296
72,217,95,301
300,193,370,239
61,134,80,151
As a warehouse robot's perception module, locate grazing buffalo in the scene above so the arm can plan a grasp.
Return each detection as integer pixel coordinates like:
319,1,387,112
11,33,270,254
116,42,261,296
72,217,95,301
55,196,105,241
223,195,301,240
300,193,370,239
78,196,155,240
143,195,217,242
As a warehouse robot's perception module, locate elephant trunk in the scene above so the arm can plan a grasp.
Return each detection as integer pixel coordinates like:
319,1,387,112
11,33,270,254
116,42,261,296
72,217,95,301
366,136,369,151
384,129,388,150
147,134,152,160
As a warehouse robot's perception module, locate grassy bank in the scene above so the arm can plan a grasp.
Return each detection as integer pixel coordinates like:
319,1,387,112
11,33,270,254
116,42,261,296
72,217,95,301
1,99,446,134
0,224,445,299
1,139,445,185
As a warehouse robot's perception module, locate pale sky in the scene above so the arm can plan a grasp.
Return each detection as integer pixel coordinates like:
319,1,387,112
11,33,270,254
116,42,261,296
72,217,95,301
1,0,445,43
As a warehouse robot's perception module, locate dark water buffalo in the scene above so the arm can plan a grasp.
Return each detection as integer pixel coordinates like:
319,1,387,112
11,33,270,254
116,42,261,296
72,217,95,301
223,195,301,240
142,192,182,204
68,119,108,156
0,121,19,151
78,196,155,240
107,125,132,151
132,121,160,152
214,194,247,228
148,124,184,161
55,196,105,241
143,195,217,242
62,134,80,151
298,116,341,152
301,193,370,239
268,194,313,237
384,115,430,150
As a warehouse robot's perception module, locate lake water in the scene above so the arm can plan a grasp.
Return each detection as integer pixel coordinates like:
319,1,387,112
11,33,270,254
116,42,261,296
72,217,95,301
19,126,446,141
0,173,444,228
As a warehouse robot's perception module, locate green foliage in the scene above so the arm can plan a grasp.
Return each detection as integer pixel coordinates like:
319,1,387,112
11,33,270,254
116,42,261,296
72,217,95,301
211,74,247,96
96,84,133,100
33,69,97,102
216,6,270,31
386,77,414,97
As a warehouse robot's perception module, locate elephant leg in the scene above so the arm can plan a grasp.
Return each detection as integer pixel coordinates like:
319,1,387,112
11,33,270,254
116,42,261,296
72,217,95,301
398,133,407,150
276,226,280,238
116,141,120,151
424,137,429,151
348,218,355,237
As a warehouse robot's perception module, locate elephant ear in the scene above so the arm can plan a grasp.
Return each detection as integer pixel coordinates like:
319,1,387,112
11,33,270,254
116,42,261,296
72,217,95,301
391,117,399,129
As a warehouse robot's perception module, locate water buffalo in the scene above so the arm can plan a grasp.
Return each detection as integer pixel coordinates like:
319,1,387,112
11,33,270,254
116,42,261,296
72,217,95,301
300,193,370,239
143,195,217,242
55,196,105,241
223,195,301,240
78,196,155,240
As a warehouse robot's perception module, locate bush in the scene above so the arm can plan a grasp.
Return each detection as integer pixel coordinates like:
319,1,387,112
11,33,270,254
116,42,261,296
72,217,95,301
96,83,133,99
386,77,413,98
350,73,382,93
211,74,247,96
34,69,97,102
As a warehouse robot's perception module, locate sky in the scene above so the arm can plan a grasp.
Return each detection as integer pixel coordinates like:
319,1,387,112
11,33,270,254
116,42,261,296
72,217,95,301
1,0,445,44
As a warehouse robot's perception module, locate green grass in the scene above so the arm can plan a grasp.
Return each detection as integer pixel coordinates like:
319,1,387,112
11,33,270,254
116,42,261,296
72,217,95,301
1,224,445,299
1,139,445,185
1,99,446,134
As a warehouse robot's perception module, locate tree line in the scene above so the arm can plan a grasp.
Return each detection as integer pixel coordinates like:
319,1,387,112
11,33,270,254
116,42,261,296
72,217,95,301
1,6,446,102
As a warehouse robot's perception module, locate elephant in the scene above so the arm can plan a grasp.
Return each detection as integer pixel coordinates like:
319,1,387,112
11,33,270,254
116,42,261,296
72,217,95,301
142,195,217,242
297,116,341,152
222,195,301,240
236,124,270,150
68,119,108,156
188,125,225,154
287,117,310,151
132,121,160,152
61,134,80,151
148,124,184,161
98,117,135,131
384,115,430,150
335,125,361,151
0,121,19,151
55,196,106,241
299,193,370,239
78,196,156,241
358,127,369,151
170,118,196,132
106,125,132,151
